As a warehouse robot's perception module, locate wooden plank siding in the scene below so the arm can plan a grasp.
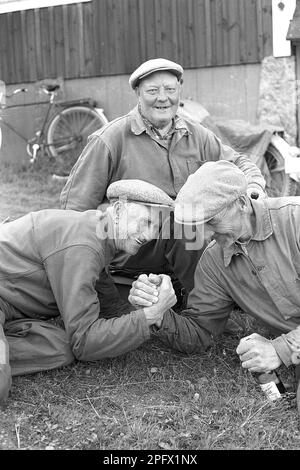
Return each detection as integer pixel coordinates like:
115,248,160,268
0,0,273,85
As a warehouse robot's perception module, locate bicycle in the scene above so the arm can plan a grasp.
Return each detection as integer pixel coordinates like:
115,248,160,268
0,83,108,175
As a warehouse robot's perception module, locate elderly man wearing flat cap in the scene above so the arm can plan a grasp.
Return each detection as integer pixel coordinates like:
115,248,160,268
129,160,300,413
0,179,176,403
60,57,266,300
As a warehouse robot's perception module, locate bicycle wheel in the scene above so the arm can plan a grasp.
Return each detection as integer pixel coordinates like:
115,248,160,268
46,105,108,175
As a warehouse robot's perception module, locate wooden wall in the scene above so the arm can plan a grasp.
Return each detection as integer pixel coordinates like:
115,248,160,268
0,0,273,85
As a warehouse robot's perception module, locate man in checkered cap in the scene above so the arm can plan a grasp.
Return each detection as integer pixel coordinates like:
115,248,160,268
129,160,300,414
0,179,176,403
60,57,266,304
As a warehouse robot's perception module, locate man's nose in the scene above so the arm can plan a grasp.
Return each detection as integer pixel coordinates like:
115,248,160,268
157,89,168,101
204,228,214,241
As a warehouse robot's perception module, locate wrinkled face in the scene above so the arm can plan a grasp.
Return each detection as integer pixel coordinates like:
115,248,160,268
115,202,162,255
136,71,181,129
204,204,251,249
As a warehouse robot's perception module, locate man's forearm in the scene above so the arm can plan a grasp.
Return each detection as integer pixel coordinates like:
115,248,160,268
73,310,151,361
271,326,300,367
151,308,217,354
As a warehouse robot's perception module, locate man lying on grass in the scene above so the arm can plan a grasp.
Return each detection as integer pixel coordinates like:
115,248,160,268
128,160,300,414
0,179,176,403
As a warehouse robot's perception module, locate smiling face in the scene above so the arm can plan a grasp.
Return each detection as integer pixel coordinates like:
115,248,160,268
114,202,162,255
204,200,253,249
136,71,181,130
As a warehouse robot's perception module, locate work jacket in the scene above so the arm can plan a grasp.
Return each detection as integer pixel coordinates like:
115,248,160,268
0,210,149,361
60,106,265,211
154,197,300,367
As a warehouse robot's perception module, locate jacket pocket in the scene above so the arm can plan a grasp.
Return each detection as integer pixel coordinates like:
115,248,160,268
279,276,300,319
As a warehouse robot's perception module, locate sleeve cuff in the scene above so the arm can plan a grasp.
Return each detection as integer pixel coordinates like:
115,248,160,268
134,308,152,340
149,309,174,337
271,336,293,367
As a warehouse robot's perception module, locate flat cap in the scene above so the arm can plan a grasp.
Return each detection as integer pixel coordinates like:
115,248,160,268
107,179,174,208
129,58,183,89
174,160,248,225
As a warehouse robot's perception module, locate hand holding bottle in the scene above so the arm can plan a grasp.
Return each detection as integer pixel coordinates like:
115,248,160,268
236,333,282,373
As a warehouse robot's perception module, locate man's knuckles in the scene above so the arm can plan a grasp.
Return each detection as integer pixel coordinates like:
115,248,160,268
136,280,157,294
129,294,152,306
138,274,150,282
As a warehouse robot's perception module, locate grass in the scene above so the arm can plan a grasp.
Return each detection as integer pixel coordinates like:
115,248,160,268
0,163,299,451
0,161,62,221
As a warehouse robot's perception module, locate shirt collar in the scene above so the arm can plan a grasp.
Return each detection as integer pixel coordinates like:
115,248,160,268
222,198,273,267
130,105,189,136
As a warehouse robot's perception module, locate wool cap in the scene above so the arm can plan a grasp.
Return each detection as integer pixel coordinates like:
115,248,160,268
174,160,248,225
107,179,174,208
129,58,183,89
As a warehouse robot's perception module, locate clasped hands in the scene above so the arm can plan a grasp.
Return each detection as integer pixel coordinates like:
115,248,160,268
128,275,281,371
128,273,177,328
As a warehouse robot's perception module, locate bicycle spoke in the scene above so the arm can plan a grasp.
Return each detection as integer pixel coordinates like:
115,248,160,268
49,137,76,151
74,110,90,134
78,116,102,135
54,114,74,134
51,119,86,147
47,105,107,173
65,109,84,135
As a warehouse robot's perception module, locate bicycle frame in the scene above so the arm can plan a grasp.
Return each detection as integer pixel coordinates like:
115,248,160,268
0,87,104,163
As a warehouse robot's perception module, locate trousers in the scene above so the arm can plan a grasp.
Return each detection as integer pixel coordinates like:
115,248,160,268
0,300,74,377
0,290,133,378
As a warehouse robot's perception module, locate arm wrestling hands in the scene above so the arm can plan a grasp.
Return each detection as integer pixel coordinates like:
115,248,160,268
128,273,177,328
128,276,282,372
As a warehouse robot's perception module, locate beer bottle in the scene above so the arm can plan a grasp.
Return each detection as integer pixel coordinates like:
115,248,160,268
0,327,11,404
253,371,286,401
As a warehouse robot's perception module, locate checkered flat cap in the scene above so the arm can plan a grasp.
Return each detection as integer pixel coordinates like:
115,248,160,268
174,160,248,225
107,179,174,208
129,58,183,89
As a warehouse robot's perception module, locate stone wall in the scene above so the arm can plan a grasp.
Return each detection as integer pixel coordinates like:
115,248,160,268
257,55,298,145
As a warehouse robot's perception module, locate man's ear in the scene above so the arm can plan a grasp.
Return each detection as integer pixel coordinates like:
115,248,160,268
135,87,140,98
113,200,123,219
239,195,250,211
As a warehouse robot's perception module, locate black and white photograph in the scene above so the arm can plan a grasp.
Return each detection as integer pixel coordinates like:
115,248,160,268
0,0,300,454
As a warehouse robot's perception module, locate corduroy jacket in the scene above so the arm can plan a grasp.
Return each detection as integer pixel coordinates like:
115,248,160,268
0,209,149,361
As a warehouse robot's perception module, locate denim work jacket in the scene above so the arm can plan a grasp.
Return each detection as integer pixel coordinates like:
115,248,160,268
60,106,265,211
0,210,149,361
155,197,300,367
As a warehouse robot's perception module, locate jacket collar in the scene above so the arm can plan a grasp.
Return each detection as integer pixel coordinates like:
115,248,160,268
222,198,273,267
129,105,189,136
95,210,117,266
